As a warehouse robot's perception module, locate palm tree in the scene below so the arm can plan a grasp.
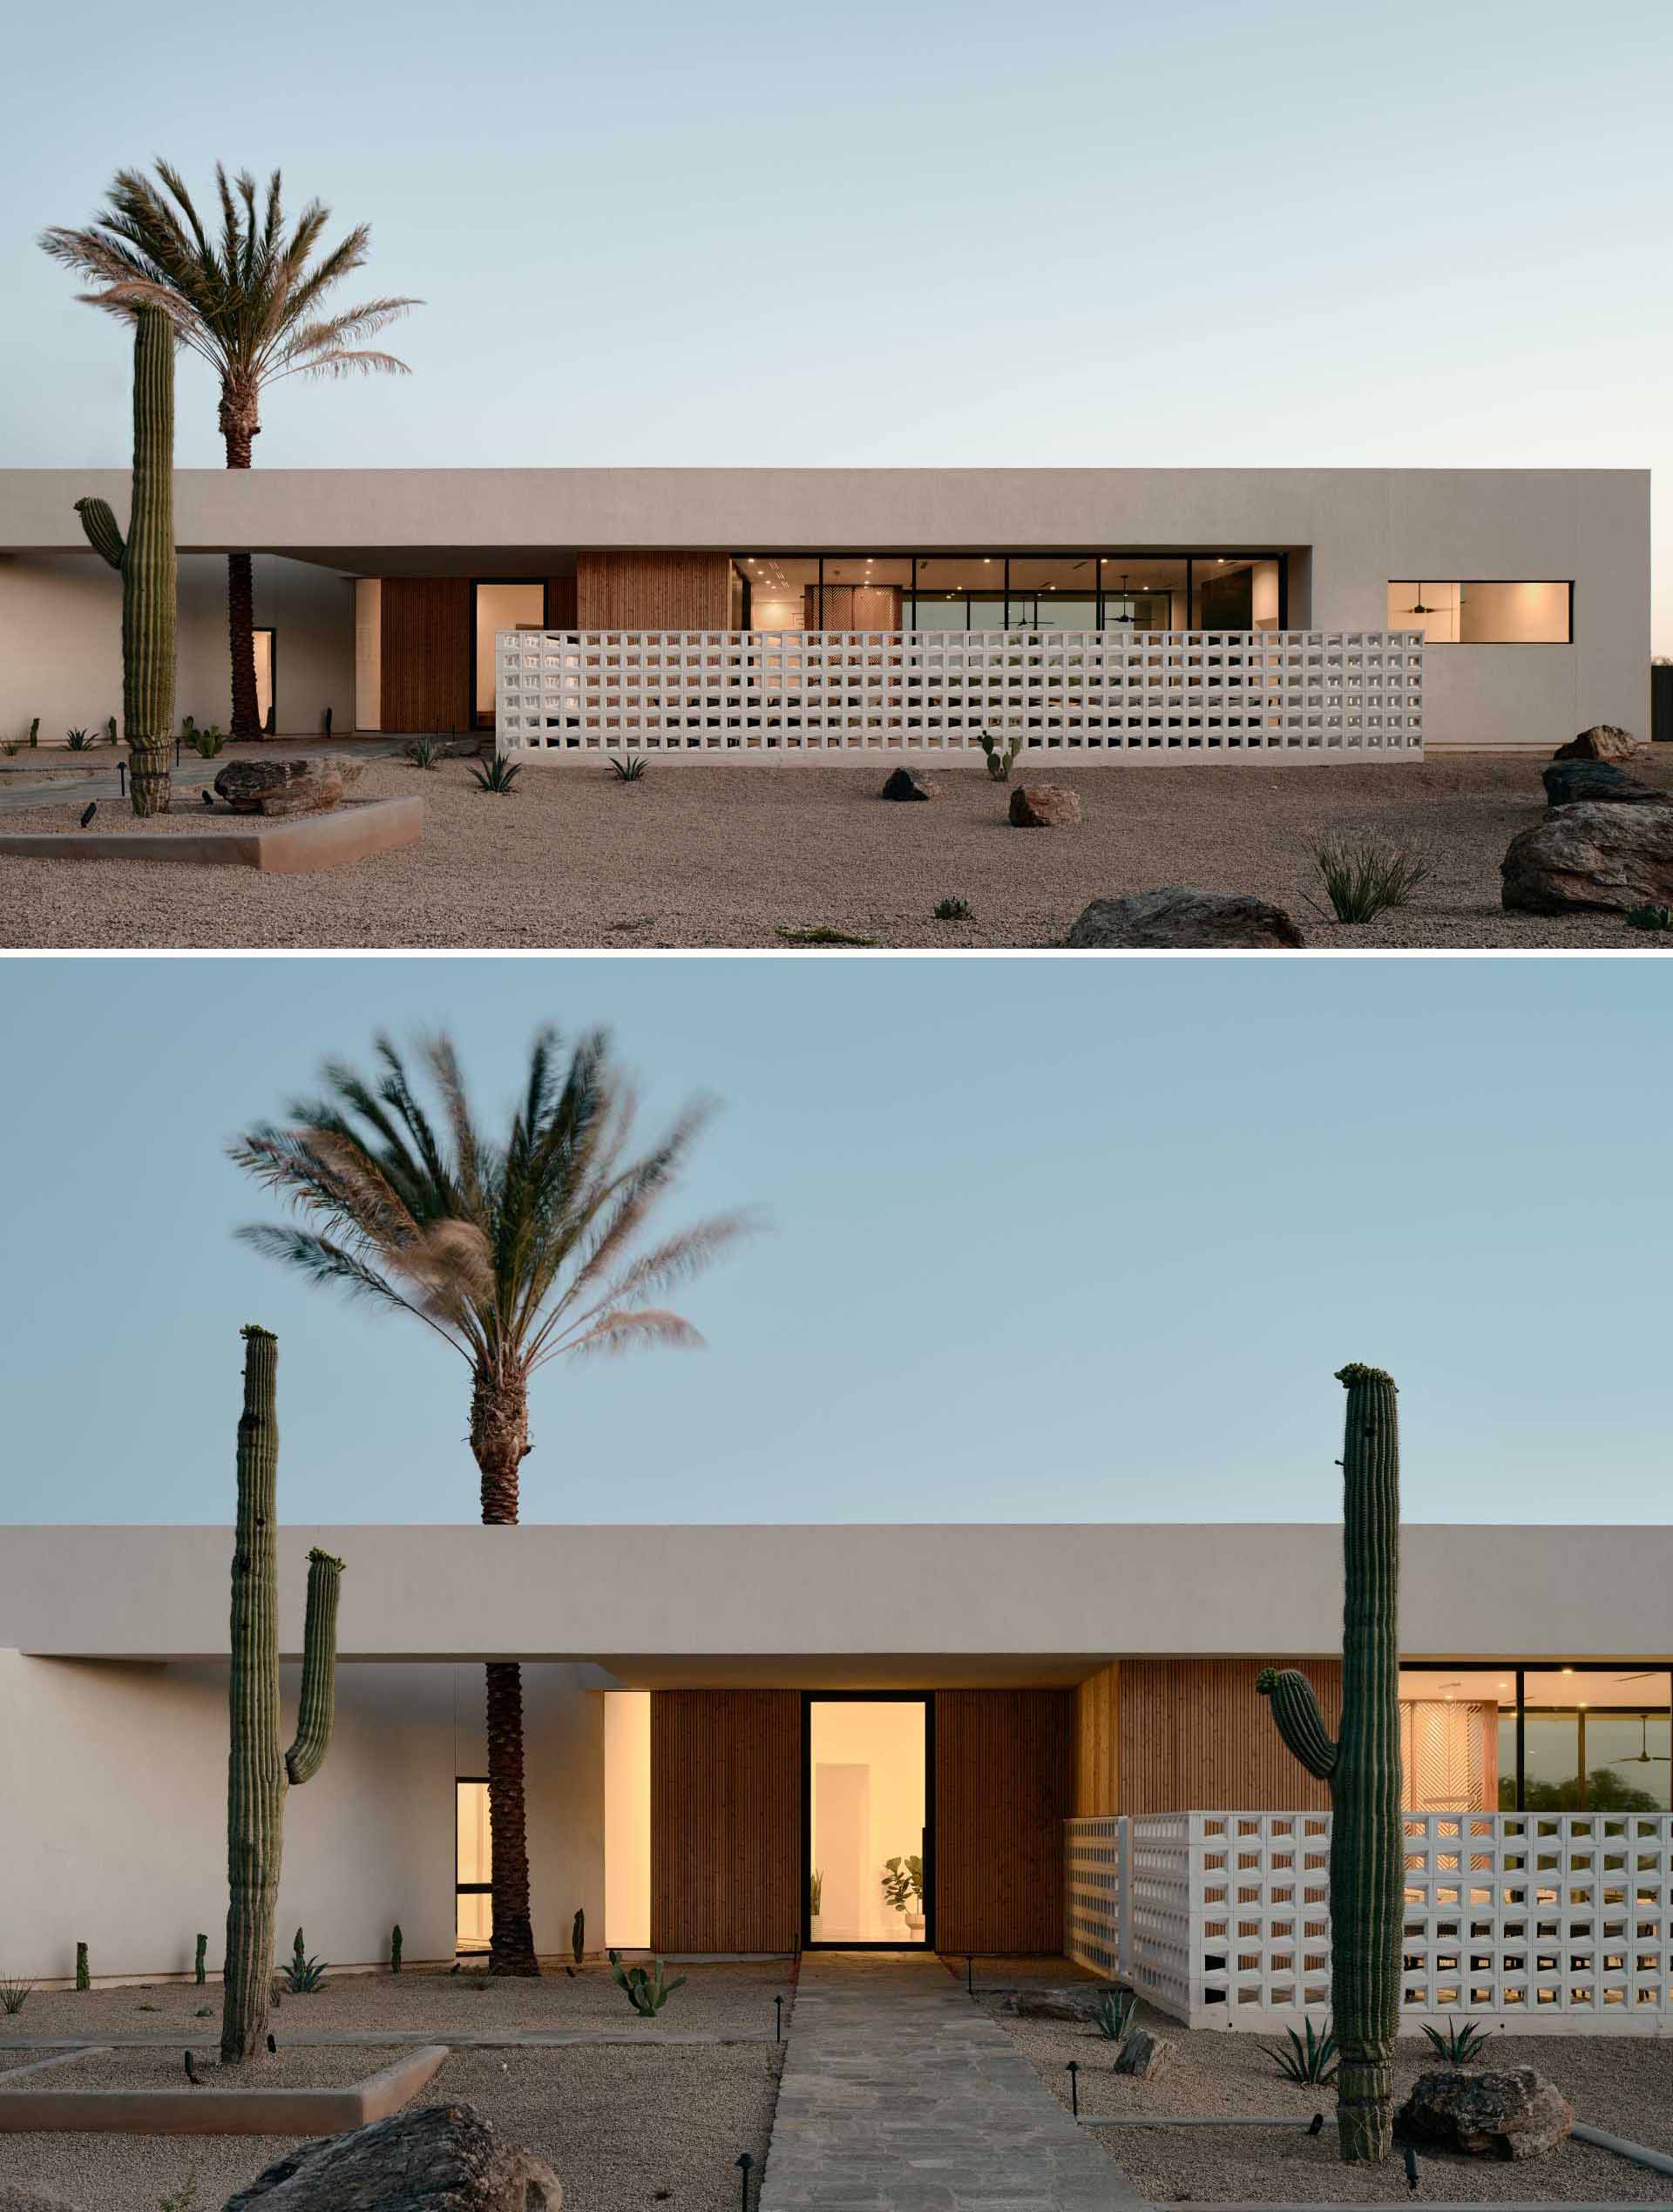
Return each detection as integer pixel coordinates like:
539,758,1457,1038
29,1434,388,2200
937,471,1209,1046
42,164,418,737
229,1026,753,1975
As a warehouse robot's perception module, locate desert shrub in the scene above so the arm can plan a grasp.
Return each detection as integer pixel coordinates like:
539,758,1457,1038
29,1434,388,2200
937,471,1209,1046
65,728,95,751
1264,2017,1338,2085
1421,2016,1493,2063
403,737,439,769
1624,903,1672,933
607,754,647,781
185,726,227,759
471,754,522,795
974,726,1023,782
1305,835,1428,924
0,1973,32,2014
607,1948,687,2016
932,896,972,922
1089,1988,1135,2042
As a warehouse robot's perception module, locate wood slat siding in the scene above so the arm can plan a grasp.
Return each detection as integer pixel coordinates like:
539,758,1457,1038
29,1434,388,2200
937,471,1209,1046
577,551,732,630
546,576,578,629
934,1690,1074,1954
379,577,471,734
1074,1662,1120,1816
1117,1659,1344,1815
651,1690,800,1952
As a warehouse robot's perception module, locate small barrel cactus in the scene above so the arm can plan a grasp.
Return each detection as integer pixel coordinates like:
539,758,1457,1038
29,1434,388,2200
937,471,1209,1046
194,1932,207,1985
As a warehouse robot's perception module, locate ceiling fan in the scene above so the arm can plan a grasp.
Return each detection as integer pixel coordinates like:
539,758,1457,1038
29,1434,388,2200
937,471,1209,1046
1629,1715,1670,1764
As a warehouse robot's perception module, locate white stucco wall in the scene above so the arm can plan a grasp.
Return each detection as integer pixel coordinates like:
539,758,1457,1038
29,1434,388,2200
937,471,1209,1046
0,552,356,741
0,1651,605,1985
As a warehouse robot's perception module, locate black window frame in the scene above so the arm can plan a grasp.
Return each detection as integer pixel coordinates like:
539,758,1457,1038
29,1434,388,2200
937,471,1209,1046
730,553,1291,633
801,1689,935,1952
1399,1662,1673,1813
455,1773,491,1954
1385,579,1574,645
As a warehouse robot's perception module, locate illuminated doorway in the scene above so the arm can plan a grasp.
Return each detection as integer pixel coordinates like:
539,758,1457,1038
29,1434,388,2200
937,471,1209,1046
253,628,276,734
804,1695,931,1948
456,1776,491,1955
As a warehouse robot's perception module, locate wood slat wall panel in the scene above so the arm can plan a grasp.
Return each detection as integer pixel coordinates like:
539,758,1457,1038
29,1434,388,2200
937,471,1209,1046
1117,1659,1344,1815
379,577,471,734
934,1689,1074,1954
1074,1663,1120,1816
651,1689,800,1952
546,575,578,628
577,552,732,630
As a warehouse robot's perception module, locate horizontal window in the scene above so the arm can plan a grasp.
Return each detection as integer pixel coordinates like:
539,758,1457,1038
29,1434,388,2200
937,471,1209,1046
1388,580,1571,644
737,554,1288,633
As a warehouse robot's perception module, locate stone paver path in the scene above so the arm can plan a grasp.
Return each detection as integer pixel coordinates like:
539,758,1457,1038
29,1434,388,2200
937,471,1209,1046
762,1952,1141,2212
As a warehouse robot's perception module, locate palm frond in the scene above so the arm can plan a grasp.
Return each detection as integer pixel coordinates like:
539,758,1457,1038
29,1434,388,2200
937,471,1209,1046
561,1309,707,1360
234,1222,416,1319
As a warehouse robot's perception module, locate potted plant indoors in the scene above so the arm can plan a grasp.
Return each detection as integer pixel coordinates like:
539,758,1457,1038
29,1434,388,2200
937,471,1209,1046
809,1868,823,1939
881,1853,925,1938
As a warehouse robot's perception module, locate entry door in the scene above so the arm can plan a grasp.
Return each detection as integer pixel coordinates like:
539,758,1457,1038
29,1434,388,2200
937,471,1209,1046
804,1695,932,1948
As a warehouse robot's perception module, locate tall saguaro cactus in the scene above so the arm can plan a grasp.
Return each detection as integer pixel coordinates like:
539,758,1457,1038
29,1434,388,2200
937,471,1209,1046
74,302,176,815
220,1326,344,2066
1256,1363,1402,2164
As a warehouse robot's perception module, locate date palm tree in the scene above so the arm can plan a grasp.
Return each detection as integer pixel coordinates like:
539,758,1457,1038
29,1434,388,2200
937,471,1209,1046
229,1025,752,1975
42,164,418,736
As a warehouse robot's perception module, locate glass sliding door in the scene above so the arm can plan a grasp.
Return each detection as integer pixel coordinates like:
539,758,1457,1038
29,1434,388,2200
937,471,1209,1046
472,581,547,729
456,1777,491,1954
806,1695,931,1947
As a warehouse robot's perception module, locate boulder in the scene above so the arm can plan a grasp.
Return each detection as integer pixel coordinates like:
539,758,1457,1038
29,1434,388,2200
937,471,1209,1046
225,2100,562,2210
1501,802,1673,914
213,756,364,818
1009,784,1082,829
1396,2066,1572,2162
1542,760,1668,808
1006,1983,1127,2022
1065,887,1306,950
1113,2026,1172,2080
1552,724,1641,763
879,767,939,802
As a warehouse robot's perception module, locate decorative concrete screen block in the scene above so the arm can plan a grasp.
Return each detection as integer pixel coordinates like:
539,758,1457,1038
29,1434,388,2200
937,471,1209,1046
497,631,1424,761
1063,1810,1673,2035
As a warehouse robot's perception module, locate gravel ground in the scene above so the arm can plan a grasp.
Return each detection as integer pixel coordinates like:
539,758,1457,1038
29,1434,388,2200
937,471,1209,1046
0,2041,406,2091
991,1995,1673,2202
1,2040,782,2212
6,752,1672,950
11,1960,790,2042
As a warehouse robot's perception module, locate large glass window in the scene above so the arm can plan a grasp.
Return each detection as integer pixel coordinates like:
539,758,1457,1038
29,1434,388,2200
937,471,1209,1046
1101,559,1189,632
1398,1667,1671,1812
738,557,818,632
808,1698,928,1945
908,558,1005,630
1387,581,1571,644
457,1778,491,1954
1007,558,1097,631
253,628,276,734
733,553,1290,633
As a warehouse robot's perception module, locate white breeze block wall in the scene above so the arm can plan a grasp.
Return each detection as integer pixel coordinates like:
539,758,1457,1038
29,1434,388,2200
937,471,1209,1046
1065,1810,1673,2035
498,631,1423,761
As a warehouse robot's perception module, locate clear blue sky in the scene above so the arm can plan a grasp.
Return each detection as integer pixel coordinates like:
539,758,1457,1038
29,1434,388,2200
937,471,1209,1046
1,0,1669,648
0,952,1666,1530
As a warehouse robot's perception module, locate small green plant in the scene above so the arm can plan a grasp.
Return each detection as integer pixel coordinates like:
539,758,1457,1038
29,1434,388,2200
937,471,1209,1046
403,736,439,769
194,1933,207,1985
1304,836,1429,925
1264,2018,1338,2087
809,1870,823,1918
880,1854,924,1915
607,753,647,781
65,728,95,751
185,725,227,759
1624,903,1673,933
158,2174,200,2212
1089,1987,1136,2042
470,754,523,794
1421,2016,1493,2063
932,896,972,922
282,1927,327,1994
0,1974,32,2014
2,740,19,757
572,1908,585,1968
775,925,879,947
28,717,39,747
105,715,119,745
390,1924,403,1974
607,1947,687,2017
975,725,1023,782
76,1941,90,1990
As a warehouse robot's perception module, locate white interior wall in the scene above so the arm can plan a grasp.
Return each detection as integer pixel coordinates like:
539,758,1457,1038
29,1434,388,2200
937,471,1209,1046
0,1651,604,1985
603,1690,651,1949
355,577,383,733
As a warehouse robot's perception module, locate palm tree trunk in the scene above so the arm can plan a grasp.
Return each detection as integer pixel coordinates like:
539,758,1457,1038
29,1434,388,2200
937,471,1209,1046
222,401,261,739
471,1363,540,1977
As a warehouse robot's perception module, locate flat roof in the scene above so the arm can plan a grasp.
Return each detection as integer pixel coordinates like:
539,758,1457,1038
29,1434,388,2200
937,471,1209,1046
2,1523,1667,1681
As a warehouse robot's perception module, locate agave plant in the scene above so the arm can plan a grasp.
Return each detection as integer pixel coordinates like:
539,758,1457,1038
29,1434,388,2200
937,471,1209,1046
1265,2018,1338,2087
1420,2017,1493,2064
607,1948,686,2017
1089,1988,1135,2043
403,735,440,769
606,753,647,782
282,1928,327,1994
471,754,522,795
65,727,95,750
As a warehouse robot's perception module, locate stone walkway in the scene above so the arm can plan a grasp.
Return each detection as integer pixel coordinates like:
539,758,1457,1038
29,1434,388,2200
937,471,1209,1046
761,1953,1142,2212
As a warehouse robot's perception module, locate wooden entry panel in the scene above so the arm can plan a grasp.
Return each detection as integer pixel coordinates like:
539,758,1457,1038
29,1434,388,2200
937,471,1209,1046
651,1690,800,1952
934,1689,1074,1954
379,577,471,734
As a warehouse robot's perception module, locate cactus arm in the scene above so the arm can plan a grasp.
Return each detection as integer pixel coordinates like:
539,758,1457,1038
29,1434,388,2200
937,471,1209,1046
284,1548,344,1785
1256,1667,1338,1779
74,497,125,571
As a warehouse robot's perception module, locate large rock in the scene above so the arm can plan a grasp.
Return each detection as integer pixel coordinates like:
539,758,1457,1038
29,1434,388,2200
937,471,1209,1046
213,756,364,818
1396,2066,1572,2161
1501,802,1673,914
1065,887,1306,949
1113,2026,1172,2080
1542,760,1668,808
1006,1982,1127,2022
1552,724,1641,763
225,2102,562,2210
879,767,939,802
1009,784,1083,828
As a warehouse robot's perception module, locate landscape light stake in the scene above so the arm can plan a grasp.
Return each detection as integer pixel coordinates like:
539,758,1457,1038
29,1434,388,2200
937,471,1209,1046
775,1993,782,2042
118,760,126,799
735,2151,755,2212
965,1954,974,1995
1067,2060,1080,2117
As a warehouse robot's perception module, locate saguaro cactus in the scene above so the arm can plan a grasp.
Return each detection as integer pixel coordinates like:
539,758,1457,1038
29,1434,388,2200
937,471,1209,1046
74,302,177,816
220,1326,344,2066
1256,1363,1402,2165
